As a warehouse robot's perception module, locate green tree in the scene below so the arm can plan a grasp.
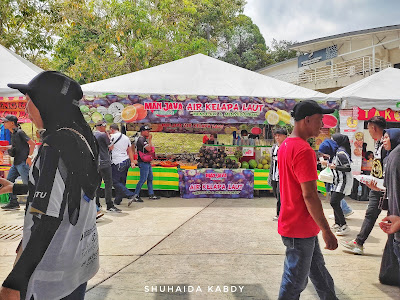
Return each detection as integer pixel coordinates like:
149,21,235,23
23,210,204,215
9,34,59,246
270,39,297,63
0,0,58,65
216,15,273,70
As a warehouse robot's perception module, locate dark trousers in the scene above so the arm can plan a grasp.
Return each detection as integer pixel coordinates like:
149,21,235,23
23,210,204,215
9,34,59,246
330,192,346,226
111,159,134,204
96,166,114,209
271,180,281,216
356,190,383,246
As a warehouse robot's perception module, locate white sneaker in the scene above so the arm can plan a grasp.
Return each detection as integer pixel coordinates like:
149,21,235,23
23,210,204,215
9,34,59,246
272,216,279,221
336,224,350,236
331,224,340,230
340,239,364,255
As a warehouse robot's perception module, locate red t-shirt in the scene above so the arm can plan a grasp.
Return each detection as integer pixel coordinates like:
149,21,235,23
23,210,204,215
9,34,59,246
278,137,320,238
203,135,209,144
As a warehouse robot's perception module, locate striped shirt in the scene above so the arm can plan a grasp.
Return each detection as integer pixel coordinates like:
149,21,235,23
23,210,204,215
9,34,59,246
331,147,353,195
270,144,279,181
22,144,99,299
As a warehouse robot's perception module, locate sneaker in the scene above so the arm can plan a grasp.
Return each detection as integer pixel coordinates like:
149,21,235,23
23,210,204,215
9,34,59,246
128,195,143,207
344,211,354,218
340,239,364,255
149,195,160,200
107,206,122,213
1,202,20,210
335,224,350,236
330,224,340,230
96,211,104,220
272,216,279,221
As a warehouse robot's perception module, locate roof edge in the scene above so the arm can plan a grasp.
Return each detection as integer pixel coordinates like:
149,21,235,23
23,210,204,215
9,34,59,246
290,24,400,50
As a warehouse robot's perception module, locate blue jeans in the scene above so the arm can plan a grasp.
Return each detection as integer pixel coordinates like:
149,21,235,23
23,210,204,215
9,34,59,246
134,162,154,196
7,162,29,204
111,159,134,204
340,199,352,215
279,236,338,300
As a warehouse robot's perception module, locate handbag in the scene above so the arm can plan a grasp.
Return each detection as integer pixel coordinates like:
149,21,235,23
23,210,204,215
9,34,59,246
379,234,400,286
138,147,155,163
318,167,334,183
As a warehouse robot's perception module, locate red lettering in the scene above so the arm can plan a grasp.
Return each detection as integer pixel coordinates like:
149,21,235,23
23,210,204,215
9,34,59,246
144,102,162,110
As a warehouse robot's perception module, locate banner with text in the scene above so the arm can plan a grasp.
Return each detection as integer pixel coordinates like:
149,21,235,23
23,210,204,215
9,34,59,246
80,94,339,125
178,168,254,199
357,107,400,123
0,98,30,123
339,110,364,175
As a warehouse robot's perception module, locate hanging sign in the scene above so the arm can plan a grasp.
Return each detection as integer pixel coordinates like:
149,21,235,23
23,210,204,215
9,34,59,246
80,94,339,125
357,108,400,123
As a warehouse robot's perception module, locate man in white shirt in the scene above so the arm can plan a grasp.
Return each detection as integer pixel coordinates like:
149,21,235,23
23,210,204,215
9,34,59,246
109,124,140,204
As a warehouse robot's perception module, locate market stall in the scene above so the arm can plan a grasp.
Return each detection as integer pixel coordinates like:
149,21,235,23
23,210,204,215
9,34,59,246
82,54,335,197
328,67,400,175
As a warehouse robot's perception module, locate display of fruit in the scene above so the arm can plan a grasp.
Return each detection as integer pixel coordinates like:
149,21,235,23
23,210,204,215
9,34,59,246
197,146,238,169
248,159,258,169
241,161,249,169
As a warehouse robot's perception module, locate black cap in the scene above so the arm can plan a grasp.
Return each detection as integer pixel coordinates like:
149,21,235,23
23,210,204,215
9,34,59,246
139,125,151,132
1,115,19,124
95,120,106,127
7,71,82,108
291,100,334,121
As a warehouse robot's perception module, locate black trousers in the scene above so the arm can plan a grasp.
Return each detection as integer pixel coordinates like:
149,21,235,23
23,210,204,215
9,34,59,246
331,191,346,226
356,190,383,246
96,166,114,209
271,180,281,216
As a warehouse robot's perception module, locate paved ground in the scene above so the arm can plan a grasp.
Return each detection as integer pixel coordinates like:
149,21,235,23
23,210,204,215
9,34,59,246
0,195,398,299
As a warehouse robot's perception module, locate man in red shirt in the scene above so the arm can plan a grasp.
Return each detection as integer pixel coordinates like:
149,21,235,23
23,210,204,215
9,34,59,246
278,100,338,300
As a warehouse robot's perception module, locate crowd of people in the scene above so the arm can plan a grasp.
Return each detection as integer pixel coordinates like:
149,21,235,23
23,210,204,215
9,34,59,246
273,101,400,299
0,70,400,299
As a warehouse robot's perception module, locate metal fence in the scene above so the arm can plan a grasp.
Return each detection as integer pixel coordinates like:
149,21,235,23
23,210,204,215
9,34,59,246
272,56,391,85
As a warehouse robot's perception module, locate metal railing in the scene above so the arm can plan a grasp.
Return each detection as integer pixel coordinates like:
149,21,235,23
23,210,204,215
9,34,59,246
271,56,391,85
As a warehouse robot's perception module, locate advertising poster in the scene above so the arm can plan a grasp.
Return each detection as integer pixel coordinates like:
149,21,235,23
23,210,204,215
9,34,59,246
179,169,254,199
357,107,400,122
339,109,364,174
79,94,339,125
0,97,30,122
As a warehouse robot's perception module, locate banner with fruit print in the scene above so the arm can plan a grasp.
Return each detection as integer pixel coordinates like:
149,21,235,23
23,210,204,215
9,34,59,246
80,94,339,125
179,169,254,199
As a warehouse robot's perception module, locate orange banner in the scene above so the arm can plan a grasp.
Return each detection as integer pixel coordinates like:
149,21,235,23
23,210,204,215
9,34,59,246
357,108,400,122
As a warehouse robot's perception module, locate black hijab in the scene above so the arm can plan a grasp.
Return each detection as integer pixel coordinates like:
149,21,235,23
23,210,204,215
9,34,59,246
10,71,101,225
385,128,400,155
332,133,352,160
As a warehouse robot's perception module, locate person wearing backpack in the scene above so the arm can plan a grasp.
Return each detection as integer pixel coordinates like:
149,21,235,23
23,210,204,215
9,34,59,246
128,125,160,205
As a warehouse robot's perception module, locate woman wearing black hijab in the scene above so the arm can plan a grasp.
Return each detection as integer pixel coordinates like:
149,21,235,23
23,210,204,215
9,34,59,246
324,134,353,236
0,71,101,300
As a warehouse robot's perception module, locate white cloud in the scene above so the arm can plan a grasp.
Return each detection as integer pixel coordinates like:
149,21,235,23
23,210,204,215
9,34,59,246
244,0,400,47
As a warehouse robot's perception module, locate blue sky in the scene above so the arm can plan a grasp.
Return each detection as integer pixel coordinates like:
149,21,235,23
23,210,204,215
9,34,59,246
244,0,400,47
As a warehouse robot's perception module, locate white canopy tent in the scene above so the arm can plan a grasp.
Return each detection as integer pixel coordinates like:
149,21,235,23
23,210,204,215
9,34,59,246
0,44,43,97
82,54,326,99
329,67,400,110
